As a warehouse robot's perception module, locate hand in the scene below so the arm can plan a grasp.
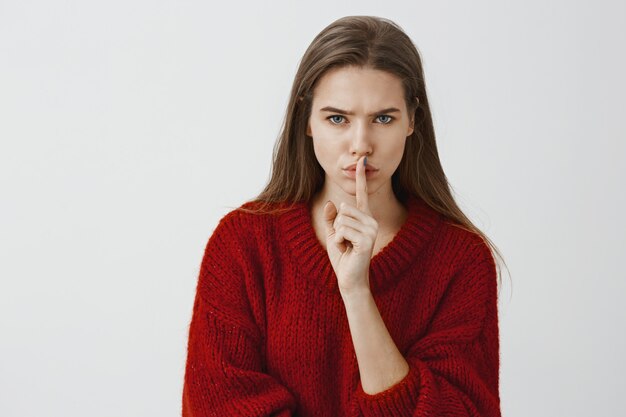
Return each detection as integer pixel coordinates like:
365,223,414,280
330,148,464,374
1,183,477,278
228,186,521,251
322,156,379,296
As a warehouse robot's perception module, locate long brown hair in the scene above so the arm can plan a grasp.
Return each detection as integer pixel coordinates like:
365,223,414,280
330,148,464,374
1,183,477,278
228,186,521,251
236,15,510,296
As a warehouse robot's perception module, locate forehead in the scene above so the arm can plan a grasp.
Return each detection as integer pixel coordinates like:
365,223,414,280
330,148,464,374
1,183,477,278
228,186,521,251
312,66,405,107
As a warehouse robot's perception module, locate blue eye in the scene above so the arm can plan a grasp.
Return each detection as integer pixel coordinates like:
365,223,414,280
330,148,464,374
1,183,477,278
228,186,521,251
376,115,393,124
328,115,345,124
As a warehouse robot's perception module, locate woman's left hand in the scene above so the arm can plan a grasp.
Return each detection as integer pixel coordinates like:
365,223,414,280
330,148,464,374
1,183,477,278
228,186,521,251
323,155,379,296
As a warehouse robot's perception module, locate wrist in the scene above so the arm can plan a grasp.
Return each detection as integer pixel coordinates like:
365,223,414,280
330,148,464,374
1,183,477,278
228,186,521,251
340,285,372,304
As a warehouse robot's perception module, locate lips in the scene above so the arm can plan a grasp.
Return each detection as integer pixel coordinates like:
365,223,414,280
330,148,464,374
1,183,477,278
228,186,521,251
343,162,378,172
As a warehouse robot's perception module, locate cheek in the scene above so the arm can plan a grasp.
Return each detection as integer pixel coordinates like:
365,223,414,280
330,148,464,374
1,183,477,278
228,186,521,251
380,139,407,171
394,140,408,160
311,138,329,161
395,139,408,157
312,139,342,171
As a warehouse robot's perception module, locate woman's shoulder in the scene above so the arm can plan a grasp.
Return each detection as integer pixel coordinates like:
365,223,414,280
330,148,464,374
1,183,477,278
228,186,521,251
220,198,297,222
432,217,495,270
211,198,297,241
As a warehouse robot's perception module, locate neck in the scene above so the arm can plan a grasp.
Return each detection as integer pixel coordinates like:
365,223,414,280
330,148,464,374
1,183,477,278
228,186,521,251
311,181,406,228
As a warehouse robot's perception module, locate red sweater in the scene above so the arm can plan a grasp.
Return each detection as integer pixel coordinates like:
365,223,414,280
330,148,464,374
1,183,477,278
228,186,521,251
182,194,502,416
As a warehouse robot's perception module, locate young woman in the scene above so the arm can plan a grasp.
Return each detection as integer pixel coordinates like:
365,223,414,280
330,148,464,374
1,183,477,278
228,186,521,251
182,15,505,417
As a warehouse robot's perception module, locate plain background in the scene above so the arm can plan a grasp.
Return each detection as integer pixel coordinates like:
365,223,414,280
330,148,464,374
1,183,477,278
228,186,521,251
1,1,625,416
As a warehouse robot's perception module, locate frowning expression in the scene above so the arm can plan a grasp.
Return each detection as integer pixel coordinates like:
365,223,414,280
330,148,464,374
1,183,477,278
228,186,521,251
306,65,415,196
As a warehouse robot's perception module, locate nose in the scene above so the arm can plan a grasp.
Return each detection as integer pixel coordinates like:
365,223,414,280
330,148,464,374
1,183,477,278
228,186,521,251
349,121,373,156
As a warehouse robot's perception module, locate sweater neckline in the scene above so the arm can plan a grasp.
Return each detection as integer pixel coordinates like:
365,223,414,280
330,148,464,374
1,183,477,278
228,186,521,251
279,194,443,294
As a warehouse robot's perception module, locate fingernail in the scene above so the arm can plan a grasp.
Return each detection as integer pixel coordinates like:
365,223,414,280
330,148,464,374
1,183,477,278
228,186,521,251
364,156,368,166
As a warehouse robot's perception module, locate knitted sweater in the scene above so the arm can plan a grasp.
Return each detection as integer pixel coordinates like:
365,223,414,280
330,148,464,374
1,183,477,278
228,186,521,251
182,194,502,416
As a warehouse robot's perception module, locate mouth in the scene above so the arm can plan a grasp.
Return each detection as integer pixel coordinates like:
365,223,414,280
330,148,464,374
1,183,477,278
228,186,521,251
342,168,378,179
343,163,378,172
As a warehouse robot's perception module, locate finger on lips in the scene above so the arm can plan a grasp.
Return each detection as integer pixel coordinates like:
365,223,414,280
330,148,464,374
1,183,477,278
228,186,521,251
355,155,369,213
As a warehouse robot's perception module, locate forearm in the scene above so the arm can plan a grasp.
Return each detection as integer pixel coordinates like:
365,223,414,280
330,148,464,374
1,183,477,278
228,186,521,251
341,284,409,395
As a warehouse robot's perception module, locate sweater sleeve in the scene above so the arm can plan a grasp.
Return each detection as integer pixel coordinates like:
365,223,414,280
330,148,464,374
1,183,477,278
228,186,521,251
182,214,298,416
353,237,502,417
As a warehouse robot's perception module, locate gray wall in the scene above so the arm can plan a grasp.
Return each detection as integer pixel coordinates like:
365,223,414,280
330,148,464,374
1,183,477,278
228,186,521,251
1,1,624,416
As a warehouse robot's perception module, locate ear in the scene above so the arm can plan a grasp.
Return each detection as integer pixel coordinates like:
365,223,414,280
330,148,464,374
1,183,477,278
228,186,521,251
306,120,312,137
407,117,415,136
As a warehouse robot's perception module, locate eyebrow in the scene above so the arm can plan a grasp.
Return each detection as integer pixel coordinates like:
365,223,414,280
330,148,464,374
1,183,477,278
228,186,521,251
319,106,401,116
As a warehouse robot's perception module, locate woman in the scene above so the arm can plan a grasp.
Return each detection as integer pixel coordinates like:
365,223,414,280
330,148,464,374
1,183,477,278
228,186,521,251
182,15,505,417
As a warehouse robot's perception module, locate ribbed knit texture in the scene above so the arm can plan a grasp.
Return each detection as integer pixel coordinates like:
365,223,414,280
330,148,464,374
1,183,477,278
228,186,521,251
182,194,502,416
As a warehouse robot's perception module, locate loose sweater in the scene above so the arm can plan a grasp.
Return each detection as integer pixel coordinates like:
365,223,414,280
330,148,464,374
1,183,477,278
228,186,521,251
182,194,502,416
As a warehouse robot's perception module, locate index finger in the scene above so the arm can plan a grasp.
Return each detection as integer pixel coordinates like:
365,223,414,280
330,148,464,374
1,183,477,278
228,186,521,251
355,155,369,213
